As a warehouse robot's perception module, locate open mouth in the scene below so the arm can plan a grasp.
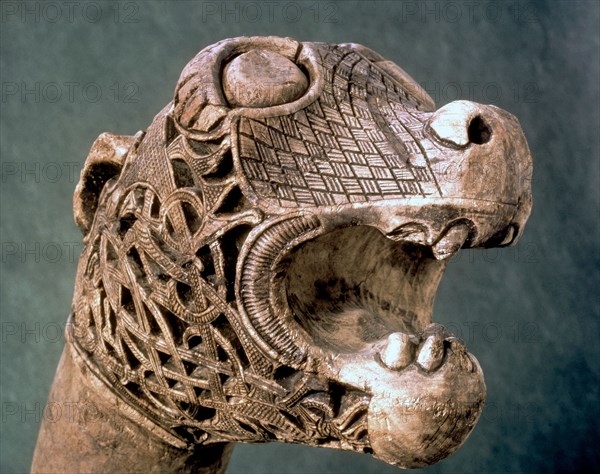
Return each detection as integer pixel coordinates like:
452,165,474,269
232,199,520,466
285,225,446,355
280,223,479,376
236,213,486,377
246,222,487,467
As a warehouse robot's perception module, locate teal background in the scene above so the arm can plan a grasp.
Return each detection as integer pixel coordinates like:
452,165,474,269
1,1,598,472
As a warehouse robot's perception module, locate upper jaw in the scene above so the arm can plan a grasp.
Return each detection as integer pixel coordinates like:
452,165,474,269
315,194,524,258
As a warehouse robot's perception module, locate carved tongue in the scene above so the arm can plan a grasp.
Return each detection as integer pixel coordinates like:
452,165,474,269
431,224,470,260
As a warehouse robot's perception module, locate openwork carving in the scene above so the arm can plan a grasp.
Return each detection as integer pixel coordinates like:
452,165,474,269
33,36,532,472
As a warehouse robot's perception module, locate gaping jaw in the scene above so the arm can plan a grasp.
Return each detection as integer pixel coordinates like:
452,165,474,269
283,223,484,467
236,205,517,467
286,226,445,355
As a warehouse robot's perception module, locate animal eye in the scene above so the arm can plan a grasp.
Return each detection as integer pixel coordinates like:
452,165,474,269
222,49,308,108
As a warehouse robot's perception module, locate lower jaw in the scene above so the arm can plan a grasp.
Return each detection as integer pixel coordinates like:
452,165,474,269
369,375,486,468
324,327,486,468
285,225,486,467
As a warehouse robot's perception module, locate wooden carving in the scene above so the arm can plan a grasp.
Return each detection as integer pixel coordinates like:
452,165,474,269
32,36,532,473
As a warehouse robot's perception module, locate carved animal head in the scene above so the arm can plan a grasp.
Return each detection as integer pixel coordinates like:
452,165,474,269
70,36,532,468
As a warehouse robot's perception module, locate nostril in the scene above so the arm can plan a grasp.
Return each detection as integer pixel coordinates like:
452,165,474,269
428,101,493,148
467,115,492,144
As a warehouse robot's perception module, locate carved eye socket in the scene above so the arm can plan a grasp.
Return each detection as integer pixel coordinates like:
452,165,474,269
222,49,309,108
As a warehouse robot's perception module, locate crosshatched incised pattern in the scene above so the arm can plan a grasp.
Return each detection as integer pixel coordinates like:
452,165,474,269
236,47,444,208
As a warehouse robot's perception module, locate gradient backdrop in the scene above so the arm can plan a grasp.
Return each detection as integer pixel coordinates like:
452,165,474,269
1,1,598,472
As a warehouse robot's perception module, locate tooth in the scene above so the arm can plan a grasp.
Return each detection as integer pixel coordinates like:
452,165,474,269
447,337,474,372
416,334,445,372
458,353,475,372
499,225,516,246
431,224,470,260
380,332,416,370
386,223,428,245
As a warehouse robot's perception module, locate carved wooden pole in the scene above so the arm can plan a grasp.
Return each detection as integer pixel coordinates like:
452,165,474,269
33,36,532,472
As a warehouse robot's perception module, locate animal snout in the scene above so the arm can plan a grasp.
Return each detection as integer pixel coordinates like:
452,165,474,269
427,100,497,148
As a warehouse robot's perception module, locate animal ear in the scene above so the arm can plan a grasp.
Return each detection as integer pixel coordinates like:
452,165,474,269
73,132,135,235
